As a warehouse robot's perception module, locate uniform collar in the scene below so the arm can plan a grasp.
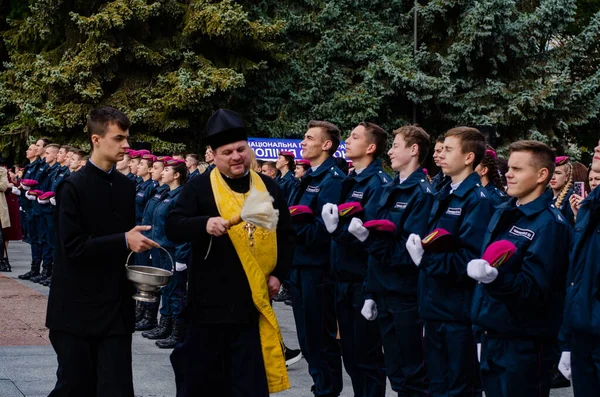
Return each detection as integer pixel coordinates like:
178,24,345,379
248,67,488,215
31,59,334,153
392,168,427,189
443,172,481,198
167,185,183,198
506,190,553,217
348,159,383,182
139,178,153,187
305,156,339,178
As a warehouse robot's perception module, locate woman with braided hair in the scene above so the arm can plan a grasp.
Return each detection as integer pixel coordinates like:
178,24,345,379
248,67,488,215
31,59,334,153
550,156,575,225
475,149,509,207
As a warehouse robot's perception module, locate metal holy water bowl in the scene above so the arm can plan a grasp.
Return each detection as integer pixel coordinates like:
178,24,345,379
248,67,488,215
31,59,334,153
125,246,174,303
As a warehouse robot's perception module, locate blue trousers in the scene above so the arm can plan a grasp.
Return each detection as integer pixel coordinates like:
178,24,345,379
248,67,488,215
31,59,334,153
376,294,428,396
27,212,42,264
336,281,386,397
20,209,29,242
158,249,187,318
290,267,342,396
424,320,482,397
479,333,553,397
41,212,55,265
571,334,600,397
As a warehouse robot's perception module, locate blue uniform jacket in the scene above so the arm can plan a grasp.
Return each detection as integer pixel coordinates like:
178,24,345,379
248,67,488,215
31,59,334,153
364,168,436,299
39,162,61,214
288,156,345,268
485,183,508,208
141,184,170,239
330,159,390,282
127,172,136,181
419,172,494,324
276,171,297,202
562,186,600,340
471,191,571,340
20,160,41,211
552,187,575,225
30,159,50,216
151,186,191,264
189,169,200,180
135,178,155,224
431,172,450,192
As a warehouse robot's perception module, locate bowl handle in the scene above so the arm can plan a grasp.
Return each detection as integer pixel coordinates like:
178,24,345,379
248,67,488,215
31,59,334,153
125,246,174,272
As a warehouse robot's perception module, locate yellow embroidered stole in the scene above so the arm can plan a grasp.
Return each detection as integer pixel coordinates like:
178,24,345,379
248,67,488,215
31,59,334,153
210,169,290,393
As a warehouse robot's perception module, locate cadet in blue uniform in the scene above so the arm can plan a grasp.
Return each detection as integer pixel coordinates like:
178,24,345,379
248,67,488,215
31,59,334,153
135,154,156,225
431,136,450,192
31,144,61,285
185,154,200,179
351,125,435,396
406,127,493,397
550,156,575,225
288,120,345,397
136,156,173,331
476,149,508,208
150,159,190,349
322,122,389,397
559,138,600,396
469,141,570,397
203,145,216,172
15,144,42,280
275,151,297,201
129,150,143,185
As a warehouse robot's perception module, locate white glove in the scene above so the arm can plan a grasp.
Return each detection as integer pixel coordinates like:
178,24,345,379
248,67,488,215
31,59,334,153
558,352,571,380
11,186,21,196
50,197,56,206
406,234,424,266
467,259,498,284
361,299,378,321
175,262,188,271
25,192,36,201
38,197,49,204
348,217,369,242
20,183,31,191
321,203,339,234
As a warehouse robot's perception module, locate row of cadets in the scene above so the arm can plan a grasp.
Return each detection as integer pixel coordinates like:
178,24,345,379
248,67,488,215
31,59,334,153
468,140,571,397
135,152,156,225
476,149,509,208
321,122,390,396
560,138,600,395
140,158,191,349
405,127,493,396
185,153,201,179
275,151,297,200
287,121,346,397
135,155,173,330
348,125,435,395
430,136,450,192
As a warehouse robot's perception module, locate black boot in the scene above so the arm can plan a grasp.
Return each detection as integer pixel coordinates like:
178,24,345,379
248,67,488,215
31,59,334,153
135,302,159,331
38,263,52,284
40,275,51,286
142,316,172,340
156,318,184,349
30,265,50,284
3,258,11,272
135,302,144,323
18,262,40,280
0,258,7,272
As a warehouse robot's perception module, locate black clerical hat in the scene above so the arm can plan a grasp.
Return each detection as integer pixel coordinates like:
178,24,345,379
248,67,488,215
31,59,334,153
205,109,248,149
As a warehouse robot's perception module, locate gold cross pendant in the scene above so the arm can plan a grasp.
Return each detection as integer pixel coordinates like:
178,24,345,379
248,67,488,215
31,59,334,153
243,222,257,247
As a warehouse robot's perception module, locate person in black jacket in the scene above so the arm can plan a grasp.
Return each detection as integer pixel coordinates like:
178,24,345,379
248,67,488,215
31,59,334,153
46,107,159,397
166,109,293,397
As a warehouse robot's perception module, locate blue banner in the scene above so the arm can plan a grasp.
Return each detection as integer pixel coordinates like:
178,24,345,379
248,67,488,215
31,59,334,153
248,137,347,161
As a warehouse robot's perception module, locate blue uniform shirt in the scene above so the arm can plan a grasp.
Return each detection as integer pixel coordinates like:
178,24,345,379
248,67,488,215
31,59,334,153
135,178,155,224
330,159,390,282
485,183,509,208
471,191,571,340
151,186,191,263
419,172,494,324
288,156,345,268
364,168,436,299
562,186,600,340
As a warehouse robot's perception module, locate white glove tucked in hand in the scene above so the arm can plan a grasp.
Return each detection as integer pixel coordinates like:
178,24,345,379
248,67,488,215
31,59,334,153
50,197,56,206
25,192,36,201
467,259,498,284
348,217,369,242
321,203,339,234
558,351,571,380
361,299,378,321
406,234,424,266
20,183,30,191
37,197,49,205
11,186,21,196
175,262,188,272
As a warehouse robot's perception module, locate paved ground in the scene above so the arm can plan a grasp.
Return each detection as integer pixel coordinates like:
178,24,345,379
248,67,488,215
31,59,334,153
0,241,574,396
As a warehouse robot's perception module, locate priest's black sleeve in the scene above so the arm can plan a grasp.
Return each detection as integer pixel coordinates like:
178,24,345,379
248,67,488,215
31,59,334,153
166,176,212,244
271,181,293,283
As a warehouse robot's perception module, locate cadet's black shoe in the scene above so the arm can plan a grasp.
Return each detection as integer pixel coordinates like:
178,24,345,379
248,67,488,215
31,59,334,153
272,286,291,302
284,298,293,306
551,365,571,388
3,258,11,272
285,347,303,367
156,319,184,349
142,316,172,340
0,258,9,272
40,276,52,286
135,302,144,323
18,262,40,280
135,303,159,331
30,267,49,284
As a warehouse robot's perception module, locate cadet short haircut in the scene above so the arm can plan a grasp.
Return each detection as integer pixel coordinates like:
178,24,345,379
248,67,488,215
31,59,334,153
393,125,431,164
307,120,341,156
46,144,60,151
436,135,445,144
87,107,131,148
60,145,72,151
358,122,388,159
444,127,486,168
508,140,555,184
37,137,52,147
186,154,199,165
